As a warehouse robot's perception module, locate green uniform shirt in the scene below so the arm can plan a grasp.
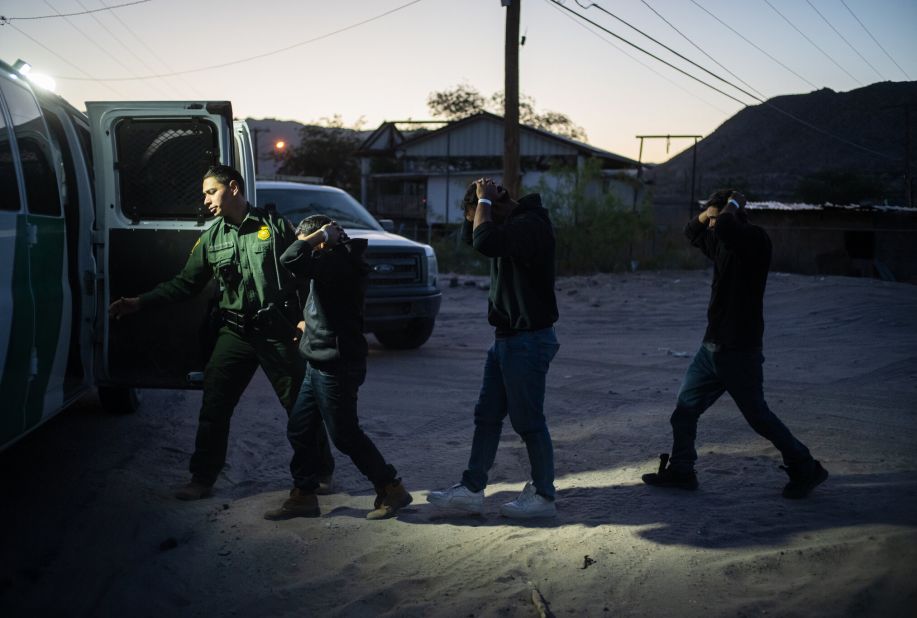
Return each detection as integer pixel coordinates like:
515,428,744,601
139,205,297,315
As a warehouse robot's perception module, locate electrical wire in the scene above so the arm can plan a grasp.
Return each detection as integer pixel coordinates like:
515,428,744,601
556,0,896,161
573,2,762,106
0,0,149,22
805,0,884,81
41,0,168,97
6,22,127,97
840,0,911,80
762,0,861,85
73,0,181,98
544,0,732,116
52,0,427,81
639,0,767,100
689,0,818,90
548,1,751,106
97,0,206,98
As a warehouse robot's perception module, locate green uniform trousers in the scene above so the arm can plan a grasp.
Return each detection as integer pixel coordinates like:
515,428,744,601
190,326,334,485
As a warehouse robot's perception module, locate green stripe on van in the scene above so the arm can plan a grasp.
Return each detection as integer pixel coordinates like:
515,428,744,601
0,214,35,446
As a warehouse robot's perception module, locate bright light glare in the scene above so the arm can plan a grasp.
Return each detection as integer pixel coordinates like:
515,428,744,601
274,140,286,150
28,73,57,92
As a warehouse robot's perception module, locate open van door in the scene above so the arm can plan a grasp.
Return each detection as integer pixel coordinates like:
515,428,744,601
87,101,254,390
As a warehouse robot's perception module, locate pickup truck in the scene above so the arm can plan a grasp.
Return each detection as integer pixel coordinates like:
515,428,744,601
257,181,441,349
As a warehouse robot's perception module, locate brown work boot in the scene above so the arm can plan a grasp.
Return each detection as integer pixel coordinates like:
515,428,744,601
367,479,413,520
263,488,320,520
174,479,213,501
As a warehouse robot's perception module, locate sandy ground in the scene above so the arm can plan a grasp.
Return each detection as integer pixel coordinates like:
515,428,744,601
2,270,917,617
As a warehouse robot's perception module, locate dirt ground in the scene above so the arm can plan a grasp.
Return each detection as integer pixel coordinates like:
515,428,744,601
2,270,916,617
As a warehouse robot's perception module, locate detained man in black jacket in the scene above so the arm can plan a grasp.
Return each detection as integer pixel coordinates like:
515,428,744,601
263,215,412,520
642,190,827,499
427,179,561,518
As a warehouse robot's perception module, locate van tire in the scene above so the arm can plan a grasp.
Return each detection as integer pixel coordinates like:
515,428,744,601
98,386,141,415
374,318,435,350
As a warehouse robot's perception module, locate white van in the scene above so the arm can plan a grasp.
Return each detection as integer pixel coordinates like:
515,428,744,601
0,59,258,449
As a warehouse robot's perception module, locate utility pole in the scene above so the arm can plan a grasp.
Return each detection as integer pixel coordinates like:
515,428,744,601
503,0,521,196
250,127,270,177
635,134,702,215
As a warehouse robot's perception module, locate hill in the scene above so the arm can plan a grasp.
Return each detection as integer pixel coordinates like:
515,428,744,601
649,81,917,208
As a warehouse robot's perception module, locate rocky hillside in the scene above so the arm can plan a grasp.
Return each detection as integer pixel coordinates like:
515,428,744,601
649,81,917,206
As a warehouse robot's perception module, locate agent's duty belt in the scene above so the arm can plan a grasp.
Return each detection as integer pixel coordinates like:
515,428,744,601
220,309,251,333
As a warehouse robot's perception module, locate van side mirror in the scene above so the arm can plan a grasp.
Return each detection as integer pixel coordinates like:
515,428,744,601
378,218,395,232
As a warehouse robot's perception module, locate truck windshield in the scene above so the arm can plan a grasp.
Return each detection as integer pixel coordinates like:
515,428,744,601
259,187,382,231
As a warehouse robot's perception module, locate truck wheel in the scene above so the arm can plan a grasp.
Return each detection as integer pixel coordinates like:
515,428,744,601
98,386,141,415
375,318,435,350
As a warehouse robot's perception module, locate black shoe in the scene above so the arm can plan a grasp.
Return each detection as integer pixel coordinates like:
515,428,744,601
642,453,698,490
781,460,828,499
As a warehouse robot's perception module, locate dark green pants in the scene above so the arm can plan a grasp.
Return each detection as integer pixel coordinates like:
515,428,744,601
190,326,333,485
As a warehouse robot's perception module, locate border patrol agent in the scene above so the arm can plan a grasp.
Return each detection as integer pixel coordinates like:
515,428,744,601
109,165,334,500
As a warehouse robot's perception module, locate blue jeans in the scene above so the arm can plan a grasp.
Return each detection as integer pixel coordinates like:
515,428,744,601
461,327,560,499
287,360,396,492
669,344,812,470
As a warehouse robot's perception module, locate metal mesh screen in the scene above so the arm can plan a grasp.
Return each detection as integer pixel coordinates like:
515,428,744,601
115,118,219,220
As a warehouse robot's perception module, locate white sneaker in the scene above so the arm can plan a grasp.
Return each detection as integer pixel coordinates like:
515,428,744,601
426,483,484,514
499,482,556,519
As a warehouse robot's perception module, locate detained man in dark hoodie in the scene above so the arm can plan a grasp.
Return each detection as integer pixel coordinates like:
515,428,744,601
263,215,412,520
642,189,828,499
427,178,560,518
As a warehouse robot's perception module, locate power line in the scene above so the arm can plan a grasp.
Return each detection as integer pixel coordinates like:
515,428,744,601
841,0,911,80
97,0,206,98
544,0,733,116
639,0,767,100
41,0,168,97
689,0,818,90
573,2,762,106
52,0,427,81
73,0,181,98
555,1,896,161
547,1,751,106
6,22,127,97
762,0,861,85
804,0,884,81
0,0,149,22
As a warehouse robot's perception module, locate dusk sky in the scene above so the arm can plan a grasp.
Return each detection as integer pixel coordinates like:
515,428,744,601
1,0,915,163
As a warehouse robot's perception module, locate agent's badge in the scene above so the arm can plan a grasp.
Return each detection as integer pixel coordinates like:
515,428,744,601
257,225,271,241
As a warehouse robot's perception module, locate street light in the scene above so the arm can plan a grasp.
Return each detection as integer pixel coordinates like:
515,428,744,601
274,140,286,152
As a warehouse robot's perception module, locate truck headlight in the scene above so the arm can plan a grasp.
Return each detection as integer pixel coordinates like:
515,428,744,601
423,244,438,287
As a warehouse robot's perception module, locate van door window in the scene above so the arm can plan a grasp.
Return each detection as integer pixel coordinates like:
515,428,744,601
0,80,61,217
114,118,220,221
0,110,20,211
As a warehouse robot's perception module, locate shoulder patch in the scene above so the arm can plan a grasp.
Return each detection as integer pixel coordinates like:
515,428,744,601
257,226,271,241
190,236,201,256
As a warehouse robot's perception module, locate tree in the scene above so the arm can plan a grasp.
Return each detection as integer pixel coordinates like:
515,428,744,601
275,115,362,197
426,83,487,120
427,84,587,141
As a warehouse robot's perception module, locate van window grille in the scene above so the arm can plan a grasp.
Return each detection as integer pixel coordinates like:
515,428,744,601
115,118,219,220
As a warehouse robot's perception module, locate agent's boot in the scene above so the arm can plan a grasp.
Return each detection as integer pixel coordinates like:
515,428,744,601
781,460,828,499
174,478,214,501
367,479,413,520
641,453,699,490
263,488,320,520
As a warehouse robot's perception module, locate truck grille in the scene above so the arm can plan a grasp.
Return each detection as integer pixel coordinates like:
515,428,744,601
365,250,422,286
